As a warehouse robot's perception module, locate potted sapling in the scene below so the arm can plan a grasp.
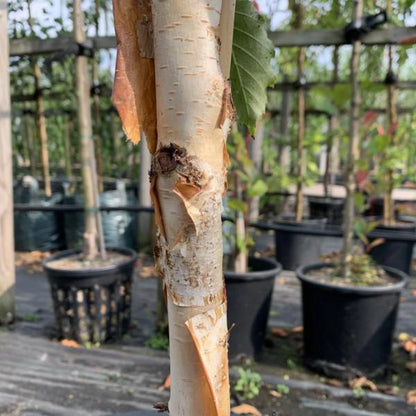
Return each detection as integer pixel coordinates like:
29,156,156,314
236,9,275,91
295,0,407,379
42,0,137,345
364,118,416,274
224,128,282,360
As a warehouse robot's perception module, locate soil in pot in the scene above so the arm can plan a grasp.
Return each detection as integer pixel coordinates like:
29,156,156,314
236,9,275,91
225,257,282,360
43,247,137,345
297,261,407,379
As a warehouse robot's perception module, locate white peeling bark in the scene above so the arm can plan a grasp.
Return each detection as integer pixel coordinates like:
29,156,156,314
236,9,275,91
151,1,231,414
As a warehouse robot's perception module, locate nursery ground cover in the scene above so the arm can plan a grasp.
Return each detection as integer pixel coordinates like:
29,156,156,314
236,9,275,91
0,250,415,415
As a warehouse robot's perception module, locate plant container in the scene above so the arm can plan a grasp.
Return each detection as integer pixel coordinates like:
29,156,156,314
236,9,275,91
297,262,407,379
63,190,138,250
43,247,137,344
225,257,282,359
273,218,342,271
367,218,416,275
308,197,344,226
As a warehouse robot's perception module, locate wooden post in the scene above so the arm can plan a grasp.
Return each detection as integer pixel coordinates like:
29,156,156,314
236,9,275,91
0,0,15,324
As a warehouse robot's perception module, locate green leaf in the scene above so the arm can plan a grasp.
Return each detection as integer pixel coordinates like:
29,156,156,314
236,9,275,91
332,84,351,108
354,192,365,213
228,198,248,213
231,0,275,135
247,179,268,197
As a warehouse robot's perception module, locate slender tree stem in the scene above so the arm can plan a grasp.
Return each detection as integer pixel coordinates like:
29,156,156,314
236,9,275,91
341,0,363,277
74,0,105,260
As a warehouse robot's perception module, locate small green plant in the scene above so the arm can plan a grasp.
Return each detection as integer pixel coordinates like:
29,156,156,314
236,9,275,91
20,313,41,322
353,386,365,397
233,366,262,400
286,358,298,370
145,332,169,351
276,383,290,395
333,247,382,287
84,341,101,349
105,372,123,382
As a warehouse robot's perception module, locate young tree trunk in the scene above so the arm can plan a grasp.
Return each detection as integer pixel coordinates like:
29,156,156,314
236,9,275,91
110,111,121,170
341,0,363,277
24,102,37,177
73,0,105,260
113,1,235,413
64,113,74,181
293,1,305,222
249,116,266,222
27,0,51,196
324,46,340,197
0,0,15,324
278,84,292,174
384,0,397,226
152,3,233,413
92,0,104,193
295,47,305,222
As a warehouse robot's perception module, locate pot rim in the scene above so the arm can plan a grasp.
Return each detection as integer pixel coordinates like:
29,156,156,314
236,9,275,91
296,262,407,295
43,246,137,277
225,256,282,281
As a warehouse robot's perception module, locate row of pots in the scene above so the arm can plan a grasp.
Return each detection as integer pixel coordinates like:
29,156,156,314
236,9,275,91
43,243,407,380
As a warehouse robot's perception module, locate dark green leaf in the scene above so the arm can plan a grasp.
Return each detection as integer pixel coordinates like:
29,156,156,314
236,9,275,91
231,0,275,135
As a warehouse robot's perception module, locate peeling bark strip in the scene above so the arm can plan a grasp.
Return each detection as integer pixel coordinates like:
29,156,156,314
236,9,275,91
112,0,157,151
151,1,231,415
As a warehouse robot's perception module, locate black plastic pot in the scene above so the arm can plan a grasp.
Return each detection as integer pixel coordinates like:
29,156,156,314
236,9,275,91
43,247,137,344
14,178,65,251
308,197,344,226
273,219,342,271
225,257,282,359
63,190,138,250
297,262,407,379
367,218,416,275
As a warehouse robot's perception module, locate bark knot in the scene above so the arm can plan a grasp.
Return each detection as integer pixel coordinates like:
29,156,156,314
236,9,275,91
151,143,205,187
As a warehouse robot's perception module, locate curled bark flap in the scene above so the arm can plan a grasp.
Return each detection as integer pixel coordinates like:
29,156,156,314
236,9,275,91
186,302,230,416
112,0,157,152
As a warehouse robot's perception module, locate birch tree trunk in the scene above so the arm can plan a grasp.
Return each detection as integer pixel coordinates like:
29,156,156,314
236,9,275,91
113,0,235,416
113,1,235,414
0,0,15,324
152,3,233,413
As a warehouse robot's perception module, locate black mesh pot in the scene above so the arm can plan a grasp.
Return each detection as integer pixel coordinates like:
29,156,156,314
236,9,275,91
297,262,407,379
225,257,282,359
43,247,137,344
